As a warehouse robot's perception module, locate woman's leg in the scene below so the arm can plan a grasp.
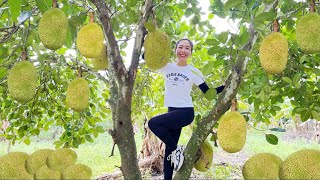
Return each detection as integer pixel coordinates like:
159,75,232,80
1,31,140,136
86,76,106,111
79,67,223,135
163,128,181,180
148,107,194,152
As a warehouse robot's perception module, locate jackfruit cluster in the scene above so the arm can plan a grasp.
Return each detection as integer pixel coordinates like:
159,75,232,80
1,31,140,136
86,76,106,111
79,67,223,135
91,45,108,71
217,111,247,153
7,61,37,102
279,149,320,179
194,140,214,172
38,8,68,50
144,29,171,70
296,13,320,54
242,153,282,180
66,78,90,112
77,23,105,58
0,148,92,180
259,32,288,74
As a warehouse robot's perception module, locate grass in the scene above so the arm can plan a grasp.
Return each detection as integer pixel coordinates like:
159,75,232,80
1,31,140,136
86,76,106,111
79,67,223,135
1,126,320,179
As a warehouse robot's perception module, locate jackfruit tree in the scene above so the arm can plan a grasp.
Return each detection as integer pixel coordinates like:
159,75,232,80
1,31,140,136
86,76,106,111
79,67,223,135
0,0,319,180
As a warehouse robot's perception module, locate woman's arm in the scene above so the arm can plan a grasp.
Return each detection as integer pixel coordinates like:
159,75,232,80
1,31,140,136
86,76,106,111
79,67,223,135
198,82,225,94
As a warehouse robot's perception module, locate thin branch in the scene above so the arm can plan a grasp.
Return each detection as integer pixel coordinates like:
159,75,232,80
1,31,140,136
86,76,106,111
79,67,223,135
0,0,7,7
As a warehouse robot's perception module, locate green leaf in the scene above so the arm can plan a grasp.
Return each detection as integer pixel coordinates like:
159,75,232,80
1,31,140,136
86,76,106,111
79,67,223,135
8,0,22,23
23,138,30,145
0,67,7,79
269,128,286,132
265,133,278,145
202,61,215,76
269,90,280,97
282,77,292,85
300,109,311,122
35,0,52,14
144,22,155,32
205,88,217,101
185,8,193,17
215,31,229,43
254,11,276,25
311,110,320,121
85,135,94,143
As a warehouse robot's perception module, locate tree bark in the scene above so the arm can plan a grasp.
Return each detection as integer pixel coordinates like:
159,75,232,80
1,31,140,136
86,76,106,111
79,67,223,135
173,24,258,180
89,0,154,179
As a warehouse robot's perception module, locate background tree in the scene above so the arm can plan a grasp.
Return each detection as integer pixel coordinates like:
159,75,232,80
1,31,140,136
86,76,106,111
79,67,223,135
0,0,319,179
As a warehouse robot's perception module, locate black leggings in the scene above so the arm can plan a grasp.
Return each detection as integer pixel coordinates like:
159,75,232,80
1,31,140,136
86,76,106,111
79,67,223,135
148,107,194,180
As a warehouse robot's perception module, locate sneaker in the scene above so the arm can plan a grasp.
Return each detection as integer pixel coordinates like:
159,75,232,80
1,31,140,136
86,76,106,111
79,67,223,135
167,145,185,171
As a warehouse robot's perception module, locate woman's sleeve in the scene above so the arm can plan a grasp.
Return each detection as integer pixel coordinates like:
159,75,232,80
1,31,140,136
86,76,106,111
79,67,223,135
198,83,225,94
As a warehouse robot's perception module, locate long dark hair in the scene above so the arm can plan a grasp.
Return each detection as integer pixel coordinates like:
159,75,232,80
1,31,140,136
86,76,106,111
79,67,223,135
175,38,194,53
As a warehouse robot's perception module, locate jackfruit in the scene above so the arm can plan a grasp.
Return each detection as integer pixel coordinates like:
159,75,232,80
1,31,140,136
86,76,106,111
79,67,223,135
144,29,170,70
279,149,320,179
259,32,288,74
61,164,92,180
91,45,108,71
194,140,214,172
65,78,90,112
34,165,61,180
217,111,247,153
25,149,54,175
296,13,320,54
7,61,37,102
0,152,33,179
77,23,104,58
38,8,68,50
47,148,78,171
242,153,282,180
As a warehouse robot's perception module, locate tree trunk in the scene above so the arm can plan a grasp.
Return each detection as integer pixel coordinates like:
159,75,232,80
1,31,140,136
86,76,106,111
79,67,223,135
89,0,153,179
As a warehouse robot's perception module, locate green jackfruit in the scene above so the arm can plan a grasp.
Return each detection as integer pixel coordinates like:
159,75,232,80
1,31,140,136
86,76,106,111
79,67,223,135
38,8,68,50
34,165,61,180
296,13,320,54
259,32,288,74
0,152,32,179
25,149,54,175
77,23,104,58
66,78,90,112
61,164,92,180
144,29,170,70
279,149,320,179
7,61,37,102
242,153,282,180
47,148,78,171
194,140,214,172
91,45,108,71
217,111,247,153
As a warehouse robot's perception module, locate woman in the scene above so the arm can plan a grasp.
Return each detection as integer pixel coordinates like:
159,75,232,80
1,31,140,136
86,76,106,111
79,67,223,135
148,38,224,180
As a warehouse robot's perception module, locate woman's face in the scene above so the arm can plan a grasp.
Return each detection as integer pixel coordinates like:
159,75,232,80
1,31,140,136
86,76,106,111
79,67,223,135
175,40,192,64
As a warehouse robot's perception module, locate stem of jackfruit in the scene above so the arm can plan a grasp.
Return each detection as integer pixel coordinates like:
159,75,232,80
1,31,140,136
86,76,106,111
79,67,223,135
231,98,237,112
77,67,82,78
52,0,57,8
89,11,95,23
21,48,27,61
273,19,279,32
310,0,315,12
152,10,157,29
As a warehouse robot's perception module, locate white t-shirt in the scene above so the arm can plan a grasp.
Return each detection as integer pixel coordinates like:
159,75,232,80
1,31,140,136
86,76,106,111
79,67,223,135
158,63,205,107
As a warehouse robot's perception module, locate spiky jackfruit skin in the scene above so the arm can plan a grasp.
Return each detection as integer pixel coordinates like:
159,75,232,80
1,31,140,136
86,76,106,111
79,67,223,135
25,149,54,175
217,111,247,153
47,148,78,171
61,164,92,180
8,61,37,102
91,46,108,71
0,152,33,179
66,78,90,112
194,140,214,172
34,165,61,180
279,149,320,179
144,29,170,70
77,23,104,58
39,8,68,50
296,13,320,54
242,153,282,180
259,32,288,74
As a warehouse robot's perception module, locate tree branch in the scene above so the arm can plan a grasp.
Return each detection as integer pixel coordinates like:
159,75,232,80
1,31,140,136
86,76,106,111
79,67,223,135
129,0,154,82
